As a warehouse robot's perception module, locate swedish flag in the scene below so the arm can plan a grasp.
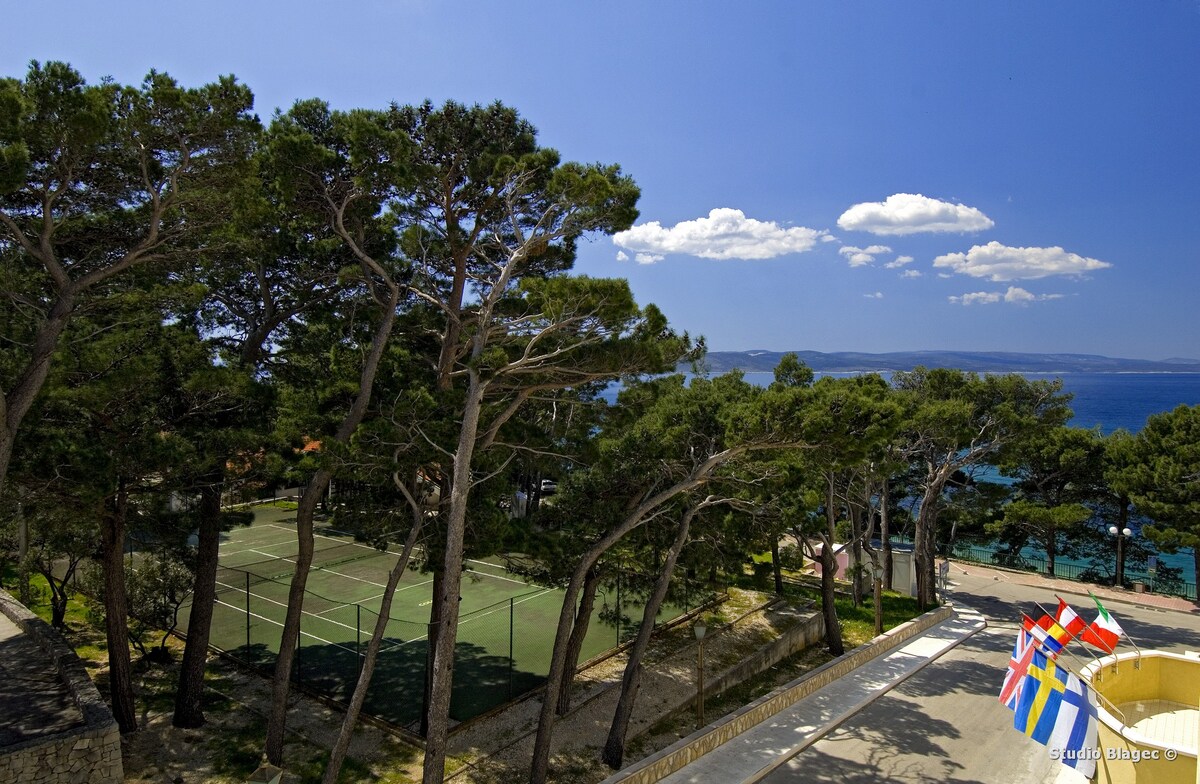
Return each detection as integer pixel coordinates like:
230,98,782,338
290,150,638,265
1013,650,1099,777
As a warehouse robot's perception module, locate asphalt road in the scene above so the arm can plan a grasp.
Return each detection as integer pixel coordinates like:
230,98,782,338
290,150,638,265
759,567,1200,784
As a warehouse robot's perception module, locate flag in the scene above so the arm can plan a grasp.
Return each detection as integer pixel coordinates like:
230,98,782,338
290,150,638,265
1000,627,1036,708
1022,615,1066,657
1013,650,1099,778
1035,612,1076,648
1078,593,1123,653
1055,598,1087,638
1047,678,1099,779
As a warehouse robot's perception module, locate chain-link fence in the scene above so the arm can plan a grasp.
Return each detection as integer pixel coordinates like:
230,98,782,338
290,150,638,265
186,560,719,733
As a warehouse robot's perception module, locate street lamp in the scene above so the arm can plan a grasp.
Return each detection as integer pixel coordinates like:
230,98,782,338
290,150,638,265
694,618,707,727
1109,526,1133,588
869,560,884,636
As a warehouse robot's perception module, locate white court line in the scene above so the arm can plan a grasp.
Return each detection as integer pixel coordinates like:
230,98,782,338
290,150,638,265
212,597,358,655
464,566,528,586
316,593,384,615
375,587,559,653
394,578,435,594
241,555,390,590
459,587,557,627
266,523,387,555
218,581,361,636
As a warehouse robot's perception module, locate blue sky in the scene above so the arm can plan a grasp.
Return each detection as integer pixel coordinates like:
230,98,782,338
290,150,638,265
6,2,1198,360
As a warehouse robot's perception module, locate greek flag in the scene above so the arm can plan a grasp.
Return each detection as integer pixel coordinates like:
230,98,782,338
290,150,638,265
1013,650,1099,778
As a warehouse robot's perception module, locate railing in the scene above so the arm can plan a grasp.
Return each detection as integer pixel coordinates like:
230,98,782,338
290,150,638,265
944,541,1197,601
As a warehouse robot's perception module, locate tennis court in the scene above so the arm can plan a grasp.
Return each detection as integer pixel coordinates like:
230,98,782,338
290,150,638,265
181,503,710,731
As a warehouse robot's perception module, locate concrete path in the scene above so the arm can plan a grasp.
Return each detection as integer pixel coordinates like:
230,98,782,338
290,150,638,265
654,606,986,784
758,623,1070,784
0,610,84,747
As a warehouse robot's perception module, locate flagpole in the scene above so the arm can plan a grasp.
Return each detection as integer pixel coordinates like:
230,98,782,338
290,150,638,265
1019,612,1130,724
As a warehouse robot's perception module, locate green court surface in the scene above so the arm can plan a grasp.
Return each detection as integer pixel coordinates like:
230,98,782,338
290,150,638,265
181,503,706,731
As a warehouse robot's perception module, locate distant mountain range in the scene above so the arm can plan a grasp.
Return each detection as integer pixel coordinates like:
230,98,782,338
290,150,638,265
691,351,1200,374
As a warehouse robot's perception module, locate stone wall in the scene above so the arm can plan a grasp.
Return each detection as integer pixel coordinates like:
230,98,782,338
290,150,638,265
0,589,123,784
600,605,954,784
704,610,825,700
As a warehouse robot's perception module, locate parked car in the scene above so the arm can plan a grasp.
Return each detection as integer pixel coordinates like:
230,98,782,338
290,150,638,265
539,479,557,495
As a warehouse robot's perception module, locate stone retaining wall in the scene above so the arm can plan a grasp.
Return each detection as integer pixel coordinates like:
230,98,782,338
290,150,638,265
601,605,954,784
0,589,123,784
703,610,825,702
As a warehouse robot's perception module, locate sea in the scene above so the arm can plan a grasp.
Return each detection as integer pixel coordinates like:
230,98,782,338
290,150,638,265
608,371,1200,434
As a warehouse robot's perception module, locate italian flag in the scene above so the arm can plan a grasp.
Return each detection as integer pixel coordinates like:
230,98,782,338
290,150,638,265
1079,593,1124,653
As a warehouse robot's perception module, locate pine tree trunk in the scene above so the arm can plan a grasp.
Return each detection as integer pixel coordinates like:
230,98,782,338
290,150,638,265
421,569,445,738
264,469,328,765
820,539,843,656
850,504,864,608
770,538,784,595
421,378,486,784
914,483,940,610
601,510,693,769
881,478,893,591
557,566,601,716
822,480,844,656
0,292,75,495
173,474,224,727
50,587,67,629
100,481,138,733
322,521,422,784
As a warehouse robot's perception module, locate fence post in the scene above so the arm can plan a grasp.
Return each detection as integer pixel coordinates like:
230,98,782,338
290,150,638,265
508,597,514,699
357,604,363,677
245,571,251,651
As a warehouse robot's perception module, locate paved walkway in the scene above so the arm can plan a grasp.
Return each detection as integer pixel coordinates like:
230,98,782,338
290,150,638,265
950,559,1200,615
631,562,1197,783
0,610,84,747
653,606,986,784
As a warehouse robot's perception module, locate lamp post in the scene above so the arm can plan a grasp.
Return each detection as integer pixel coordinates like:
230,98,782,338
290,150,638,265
694,618,707,727
1109,525,1132,588
870,560,884,637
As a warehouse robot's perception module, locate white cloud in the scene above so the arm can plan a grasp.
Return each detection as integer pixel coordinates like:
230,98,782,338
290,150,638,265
614,207,830,262
933,241,1112,281
900,269,922,278
884,255,914,269
949,291,1002,306
949,286,1065,306
838,193,994,236
838,244,892,267
864,291,884,299
821,234,838,243
615,250,629,262
612,208,829,261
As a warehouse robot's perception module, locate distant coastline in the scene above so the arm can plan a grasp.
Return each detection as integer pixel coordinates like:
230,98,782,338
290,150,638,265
692,350,1200,375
